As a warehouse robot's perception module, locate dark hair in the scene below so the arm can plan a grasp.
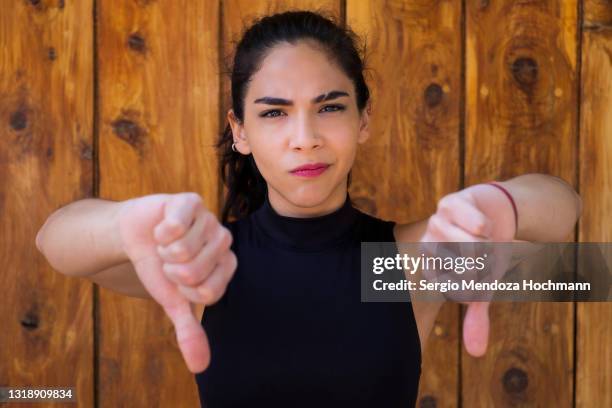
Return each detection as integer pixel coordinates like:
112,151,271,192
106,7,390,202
218,9,370,223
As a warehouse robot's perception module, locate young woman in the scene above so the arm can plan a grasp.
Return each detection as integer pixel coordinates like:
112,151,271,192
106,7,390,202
36,10,582,408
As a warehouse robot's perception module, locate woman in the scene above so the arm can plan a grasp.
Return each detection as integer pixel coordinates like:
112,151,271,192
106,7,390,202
36,10,582,408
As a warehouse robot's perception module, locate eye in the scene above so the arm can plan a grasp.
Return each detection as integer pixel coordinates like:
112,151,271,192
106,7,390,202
259,109,285,118
320,104,346,113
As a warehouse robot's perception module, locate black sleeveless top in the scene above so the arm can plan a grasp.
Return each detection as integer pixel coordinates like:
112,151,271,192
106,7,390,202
195,194,422,407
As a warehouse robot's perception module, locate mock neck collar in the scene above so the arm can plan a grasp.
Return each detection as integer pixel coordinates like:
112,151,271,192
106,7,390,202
252,193,359,252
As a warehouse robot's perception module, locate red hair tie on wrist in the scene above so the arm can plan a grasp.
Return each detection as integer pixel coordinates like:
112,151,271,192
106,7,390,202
485,182,518,235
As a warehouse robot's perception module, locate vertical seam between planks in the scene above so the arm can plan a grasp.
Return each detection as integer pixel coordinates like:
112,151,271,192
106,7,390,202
458,1,467,407
217,0,224,219
92,0,100,407
572,1,584,407
459,0,466,192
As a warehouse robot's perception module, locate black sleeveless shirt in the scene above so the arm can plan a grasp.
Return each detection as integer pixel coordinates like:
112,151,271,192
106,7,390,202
196,194,422,407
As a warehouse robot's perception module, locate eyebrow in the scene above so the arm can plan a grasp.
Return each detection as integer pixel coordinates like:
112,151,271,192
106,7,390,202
253,90,350,106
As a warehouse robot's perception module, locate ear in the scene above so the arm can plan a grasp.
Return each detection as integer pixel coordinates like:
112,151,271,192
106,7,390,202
357,101,371,144
227,109,252,154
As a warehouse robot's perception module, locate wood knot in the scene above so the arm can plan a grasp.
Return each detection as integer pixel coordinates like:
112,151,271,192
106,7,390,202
111,117,146,152
127,33,147,53
419,395,437,408
502,367,528,394
80,142,93,160
424,83,443,107
10,110,28,131
48,47,57,61
58,0,64,8
27,0,45,11
20,312,39,330
511,57,538,87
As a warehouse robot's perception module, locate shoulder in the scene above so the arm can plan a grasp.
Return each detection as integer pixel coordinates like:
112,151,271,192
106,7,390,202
352,209,396,242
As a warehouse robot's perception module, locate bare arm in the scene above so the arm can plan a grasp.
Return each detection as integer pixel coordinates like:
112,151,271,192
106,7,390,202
35,199,150,299
495,173,582,241
37,193,235,372
394,172,583,355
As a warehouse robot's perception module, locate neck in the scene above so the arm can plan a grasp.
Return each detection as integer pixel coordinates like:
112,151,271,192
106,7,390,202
267,184,348,218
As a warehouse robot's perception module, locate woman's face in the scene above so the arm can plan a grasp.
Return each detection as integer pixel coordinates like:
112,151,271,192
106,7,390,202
228,40,370,217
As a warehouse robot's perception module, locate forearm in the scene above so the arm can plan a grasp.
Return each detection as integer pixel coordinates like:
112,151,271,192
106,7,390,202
36,199,128,277
497,173,582,241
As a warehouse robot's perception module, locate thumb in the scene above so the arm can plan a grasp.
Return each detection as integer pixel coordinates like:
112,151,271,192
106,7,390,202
163,300,211,373
463,301,491,357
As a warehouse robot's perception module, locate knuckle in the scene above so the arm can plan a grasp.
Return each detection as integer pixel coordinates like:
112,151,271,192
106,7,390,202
187,192,203,204
199,285,217,304
437,194,453,208
201,211,216,230
174,265,201,286
428,215,443,233
217,227,232,249
437,196,455,216
168,243,192,261
173,194,190,209
228,251,238,271
225,227,234,246
473,219,487,234
166,218,187,235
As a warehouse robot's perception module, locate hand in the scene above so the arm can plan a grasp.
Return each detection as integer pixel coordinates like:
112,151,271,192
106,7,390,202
116,192,237,373
420,184,517,357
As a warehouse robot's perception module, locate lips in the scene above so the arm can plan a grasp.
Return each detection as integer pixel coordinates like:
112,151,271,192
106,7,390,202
290,162,330,177
291,163,329,172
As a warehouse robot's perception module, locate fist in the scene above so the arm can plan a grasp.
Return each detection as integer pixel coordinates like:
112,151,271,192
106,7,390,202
420,183,517,358
154,193,237,305
116,192,237,373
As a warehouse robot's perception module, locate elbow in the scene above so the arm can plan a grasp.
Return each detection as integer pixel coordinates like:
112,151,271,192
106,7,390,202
550,174,583,228
35,210,57,255
35,211,60,265
558,191,582,241
35,207,64,254
35,222,47,255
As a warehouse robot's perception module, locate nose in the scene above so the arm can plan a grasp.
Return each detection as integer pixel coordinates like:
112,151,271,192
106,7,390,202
289,113,322,151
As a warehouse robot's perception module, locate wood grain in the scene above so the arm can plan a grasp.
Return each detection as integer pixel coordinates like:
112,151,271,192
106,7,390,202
0,0,94,406
576,1,612,407
347,1,462,406
3,0,610,406
463,0,578,406
97,0,220,406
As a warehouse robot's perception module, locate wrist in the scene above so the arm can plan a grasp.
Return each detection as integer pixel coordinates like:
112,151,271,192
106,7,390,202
485,181,518,238
108,199,132,265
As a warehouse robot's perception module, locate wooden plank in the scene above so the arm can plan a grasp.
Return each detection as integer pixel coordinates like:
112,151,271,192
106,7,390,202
347,1,462,406
577,1,612,406
463,1,578,406
97,0,220,406
0,0,94,406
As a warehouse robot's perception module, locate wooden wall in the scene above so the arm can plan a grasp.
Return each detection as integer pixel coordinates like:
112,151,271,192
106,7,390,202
1,0,610,406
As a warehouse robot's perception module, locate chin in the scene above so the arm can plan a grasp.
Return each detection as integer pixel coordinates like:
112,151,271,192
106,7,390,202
288,192,328,208
285,185,335,209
